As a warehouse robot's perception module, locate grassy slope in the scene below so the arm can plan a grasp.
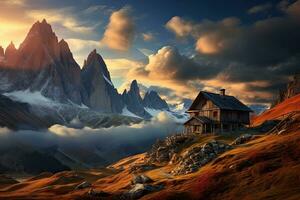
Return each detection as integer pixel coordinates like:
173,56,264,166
252,93,300,126
143,129,300,200
2,128,300,200
1,96,300,199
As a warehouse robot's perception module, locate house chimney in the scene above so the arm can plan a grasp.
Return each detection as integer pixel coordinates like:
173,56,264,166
220,89,225,96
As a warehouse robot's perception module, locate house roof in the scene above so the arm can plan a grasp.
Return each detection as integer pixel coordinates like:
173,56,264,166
184,116,212,125
188,91,253,112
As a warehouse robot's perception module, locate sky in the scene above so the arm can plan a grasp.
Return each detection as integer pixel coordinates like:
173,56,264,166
0,0,299,107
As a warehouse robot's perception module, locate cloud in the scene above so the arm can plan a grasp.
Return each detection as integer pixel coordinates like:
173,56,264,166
82,5,113,15
166,16,240,55
195,34,223,54
132,1,300,106
130,46,218,81
0,112,182,165
126,46,211,101
101,6,135,51
138,48,154,57
66,39,100,51
166,16,193,37
104,58,144,78
2,0,26,6
65,38,101,65
142,32,154,41
27,8,96,34
248,3,273,14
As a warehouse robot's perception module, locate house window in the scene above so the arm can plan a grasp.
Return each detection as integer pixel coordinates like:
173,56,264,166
213,111,218,118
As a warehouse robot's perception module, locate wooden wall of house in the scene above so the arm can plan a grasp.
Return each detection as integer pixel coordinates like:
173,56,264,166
189,99,220,121
184,118,204,133
220,110,250,124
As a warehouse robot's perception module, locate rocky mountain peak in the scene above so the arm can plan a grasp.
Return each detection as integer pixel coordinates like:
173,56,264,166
0,46,4,57
22,19,57,45
4,42,18,66
129,80,140,97
123,80,151,118
0,46,4,63
143,90,169,110
58,39,73,60
5,42,17,53
81,49,123,113
16,19,60,69
84,49,111,81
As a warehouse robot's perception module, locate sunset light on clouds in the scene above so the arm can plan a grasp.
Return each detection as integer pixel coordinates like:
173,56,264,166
0,0,300,107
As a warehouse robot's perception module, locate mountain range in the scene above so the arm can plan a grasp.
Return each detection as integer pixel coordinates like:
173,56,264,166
0,20,172,128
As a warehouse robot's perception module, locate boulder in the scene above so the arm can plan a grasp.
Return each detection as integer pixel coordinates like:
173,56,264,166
87,188,110,197
129,163,157,173
232,134,254,145
126,184,163,199
131,174,153,184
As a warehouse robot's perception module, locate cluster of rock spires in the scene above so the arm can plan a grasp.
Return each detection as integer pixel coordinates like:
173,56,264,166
272,74,300,107
0,19,169,118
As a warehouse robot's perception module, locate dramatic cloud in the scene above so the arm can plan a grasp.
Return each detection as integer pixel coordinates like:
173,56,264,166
101,6,135,51
131,46,218,81
159,0,300,105
248,3,272,14
127,46,211,102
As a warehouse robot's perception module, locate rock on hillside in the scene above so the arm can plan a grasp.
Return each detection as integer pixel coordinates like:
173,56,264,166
145,134,194,163
171,140,232,175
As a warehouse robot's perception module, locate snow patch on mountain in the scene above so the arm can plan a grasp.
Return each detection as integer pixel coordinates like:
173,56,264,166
3,90,55,106
103,74,114,86
122,106,142,119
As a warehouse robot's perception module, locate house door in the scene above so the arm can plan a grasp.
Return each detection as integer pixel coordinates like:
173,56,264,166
194,125,202,133
193,126,197,132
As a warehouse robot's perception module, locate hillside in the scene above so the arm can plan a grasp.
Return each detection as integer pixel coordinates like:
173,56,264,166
252,93,300,126
0,112,300,199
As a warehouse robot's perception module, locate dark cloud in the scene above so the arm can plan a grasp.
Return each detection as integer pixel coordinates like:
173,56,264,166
131,46,220,81
141,0,300,105
248,3,273,14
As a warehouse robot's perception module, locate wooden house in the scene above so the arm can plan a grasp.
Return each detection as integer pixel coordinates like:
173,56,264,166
184,89,252,134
